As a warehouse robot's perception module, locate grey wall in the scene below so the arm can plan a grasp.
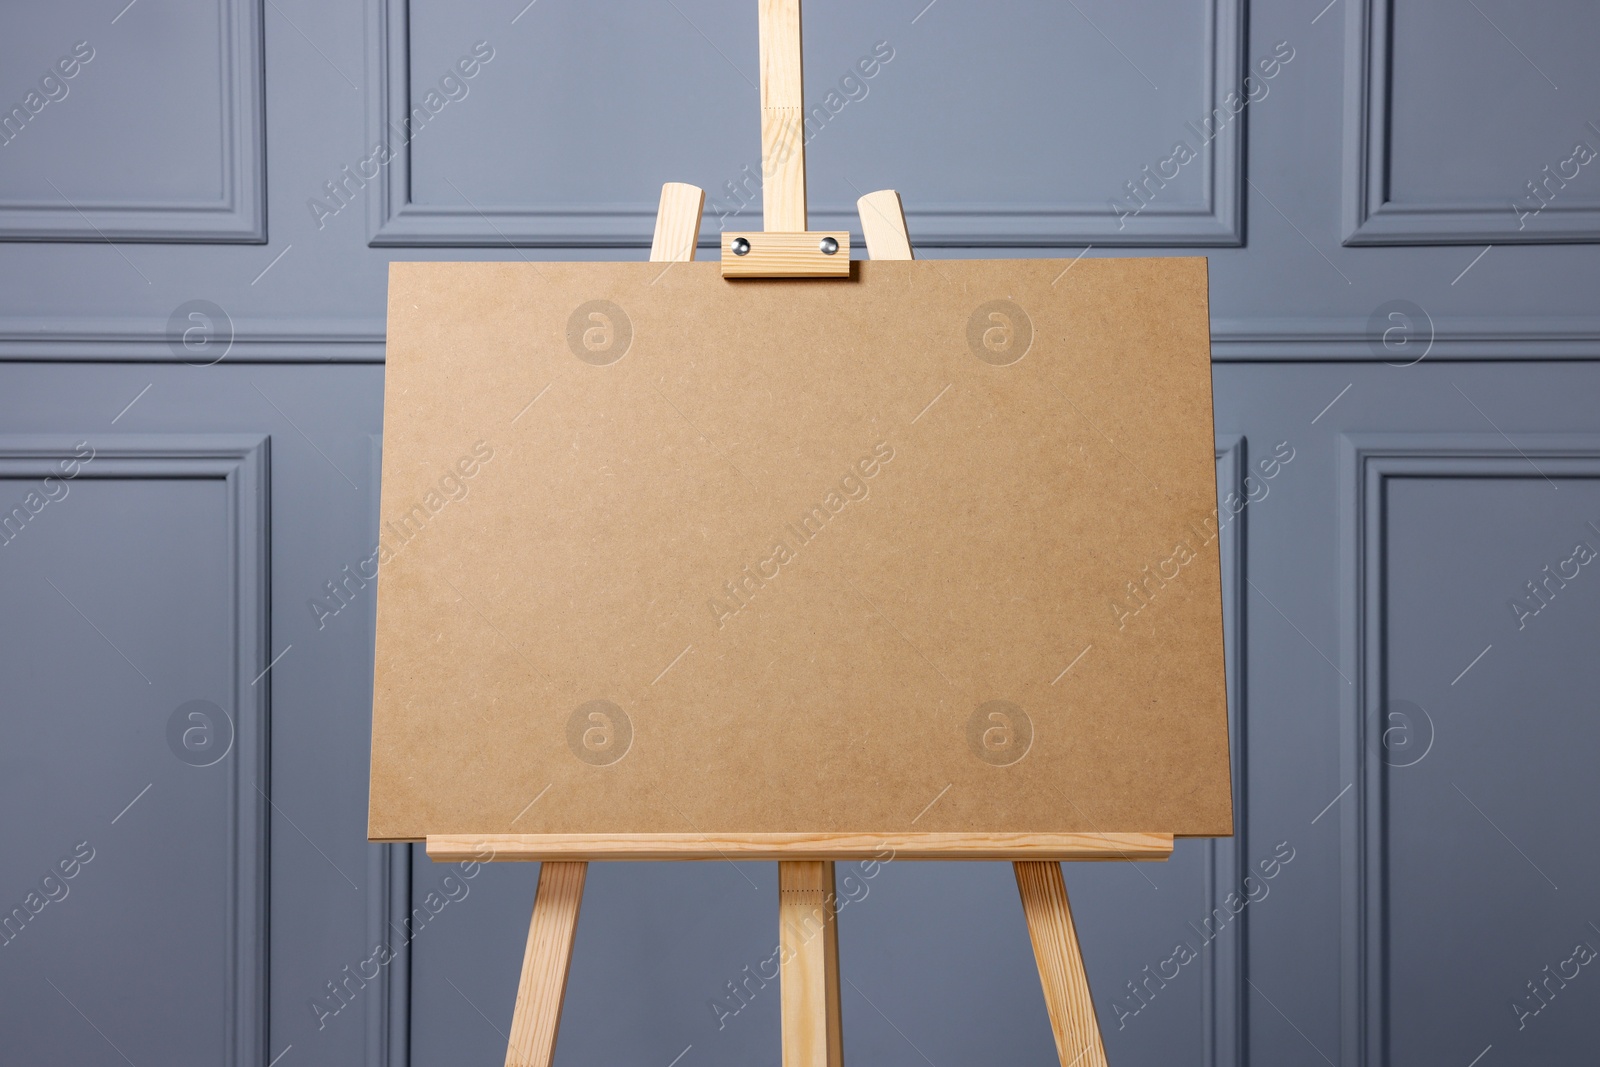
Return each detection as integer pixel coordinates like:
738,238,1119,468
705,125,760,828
2,1,1597,1065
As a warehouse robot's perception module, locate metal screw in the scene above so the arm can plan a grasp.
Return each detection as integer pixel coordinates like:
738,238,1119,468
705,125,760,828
732,237,751,256
819,236,839,255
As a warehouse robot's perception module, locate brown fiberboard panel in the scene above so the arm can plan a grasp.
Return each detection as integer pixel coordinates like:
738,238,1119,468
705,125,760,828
369,257,1230,842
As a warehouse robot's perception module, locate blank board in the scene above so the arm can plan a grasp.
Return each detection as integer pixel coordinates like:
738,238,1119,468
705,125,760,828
369,257,1230,841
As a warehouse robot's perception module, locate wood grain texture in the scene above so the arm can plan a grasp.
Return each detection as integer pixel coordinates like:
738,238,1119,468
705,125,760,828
779,861,843,1067
758,0,806,232
503,861,587,1067
649,182,705,262
425,832,1174,862
720,231,850,277
1014,861,1109,1067
856,190,913,261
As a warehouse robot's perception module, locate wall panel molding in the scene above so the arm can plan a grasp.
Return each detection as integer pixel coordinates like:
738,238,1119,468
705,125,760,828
0,317,384,362
0,434,271,1066
1336,433,1600,1066
0,0,266,242
1210,315,1600,361
1205,435,1248,1067
9,313,1600,363
365,0,1244,248
366,844,411,1067
1341,0,1600,246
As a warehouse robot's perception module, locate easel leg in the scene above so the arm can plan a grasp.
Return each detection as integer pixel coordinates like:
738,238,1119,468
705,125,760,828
504,861,586,1067
779,860,844,1067
1014,861,1110,1067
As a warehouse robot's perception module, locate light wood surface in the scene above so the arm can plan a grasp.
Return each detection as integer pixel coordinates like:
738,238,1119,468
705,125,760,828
425,832,1173,862
649,182,705,263
758,0,806,232
1015,861,1110,1067
503,861,586,1067
855,190,913,261
720,231,851,277
779,861,844,1067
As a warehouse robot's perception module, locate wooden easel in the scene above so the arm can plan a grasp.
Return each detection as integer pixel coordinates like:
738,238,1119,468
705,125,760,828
425,4,1175,1064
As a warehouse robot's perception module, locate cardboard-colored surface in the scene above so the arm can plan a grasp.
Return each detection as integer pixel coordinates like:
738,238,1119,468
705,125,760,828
369,257,1231,841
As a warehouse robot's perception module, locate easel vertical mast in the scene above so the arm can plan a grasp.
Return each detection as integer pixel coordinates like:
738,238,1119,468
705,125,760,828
759,0,807,232
721,0,849,278
753,8,847,1065
779,861,844,1067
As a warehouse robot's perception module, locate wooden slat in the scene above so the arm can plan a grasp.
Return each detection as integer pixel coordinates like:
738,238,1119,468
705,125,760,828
779,861,843,1067
1014,861,1109,1067
503,861,587,1067
425,832,1174,862
720,231,850,277
856,190,913,261
758,0,806,232
649,182,705,262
